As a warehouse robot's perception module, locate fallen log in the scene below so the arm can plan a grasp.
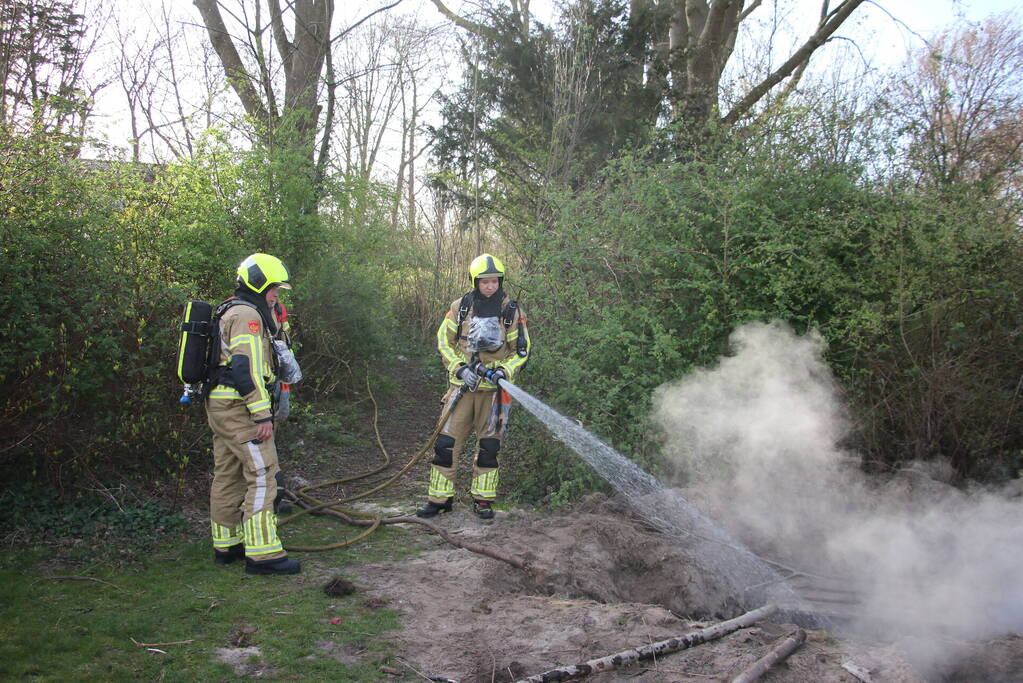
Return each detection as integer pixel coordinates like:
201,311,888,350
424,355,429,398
514,603,779,682
730,628,806,683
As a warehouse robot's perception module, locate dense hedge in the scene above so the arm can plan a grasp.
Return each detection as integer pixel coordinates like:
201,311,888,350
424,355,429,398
4,122,1020,498
510,139,1023,498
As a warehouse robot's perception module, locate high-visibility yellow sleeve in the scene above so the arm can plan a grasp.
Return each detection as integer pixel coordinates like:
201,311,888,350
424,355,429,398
437,302,466,376
498,307,531,381
224,310,273,421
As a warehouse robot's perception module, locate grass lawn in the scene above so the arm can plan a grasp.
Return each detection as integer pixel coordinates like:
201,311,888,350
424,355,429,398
0,512,421,682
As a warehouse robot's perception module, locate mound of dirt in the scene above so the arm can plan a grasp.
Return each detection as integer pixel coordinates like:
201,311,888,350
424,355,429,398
352,498,927,682
475,498,745,621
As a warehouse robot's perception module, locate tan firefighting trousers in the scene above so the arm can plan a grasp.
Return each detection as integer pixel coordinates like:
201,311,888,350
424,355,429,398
426,386,511,504
206,399,286,561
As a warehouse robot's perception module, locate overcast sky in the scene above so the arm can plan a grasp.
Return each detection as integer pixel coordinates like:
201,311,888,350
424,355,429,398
857,0,1021,59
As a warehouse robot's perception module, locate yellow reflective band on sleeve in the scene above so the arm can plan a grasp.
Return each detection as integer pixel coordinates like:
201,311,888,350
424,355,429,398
437,317,463,369
242,510,283,556
500,322,531,380
470,470,499,499
229,332,271,411
428,468,456,499
247,398,271,413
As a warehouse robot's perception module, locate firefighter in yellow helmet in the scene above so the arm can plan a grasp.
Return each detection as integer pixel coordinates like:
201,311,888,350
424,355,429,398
207,253,300,574
416,254,532,520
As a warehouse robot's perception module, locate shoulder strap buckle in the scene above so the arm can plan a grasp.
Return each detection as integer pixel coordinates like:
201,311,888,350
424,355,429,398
502,300,518,329
456,291,474,329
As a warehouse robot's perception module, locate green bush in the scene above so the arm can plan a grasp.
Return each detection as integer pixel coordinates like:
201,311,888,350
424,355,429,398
512,134,1023,499
0,130,399,489
1,482,187,561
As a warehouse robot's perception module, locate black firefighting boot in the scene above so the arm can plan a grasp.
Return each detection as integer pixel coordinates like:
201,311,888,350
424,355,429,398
244,555,301,575
213,543,245,565
273,472,294,515
473,500,495,520
416,497,453,518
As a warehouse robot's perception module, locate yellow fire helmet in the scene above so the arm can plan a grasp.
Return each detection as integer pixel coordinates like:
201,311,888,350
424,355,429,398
236,253,293,294
469,253,505,286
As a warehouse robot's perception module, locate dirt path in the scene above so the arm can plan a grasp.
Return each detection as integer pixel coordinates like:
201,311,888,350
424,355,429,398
276,352,445,510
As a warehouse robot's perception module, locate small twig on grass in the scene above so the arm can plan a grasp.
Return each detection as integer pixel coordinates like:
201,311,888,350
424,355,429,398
34,575,127,592
131,637,194,647
395,656,454,682
638,669,716,678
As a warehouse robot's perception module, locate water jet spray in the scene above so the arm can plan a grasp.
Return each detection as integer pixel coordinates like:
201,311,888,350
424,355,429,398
496,378,821,623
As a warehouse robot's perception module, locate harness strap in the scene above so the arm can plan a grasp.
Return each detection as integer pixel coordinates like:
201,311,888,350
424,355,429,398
456,292,519,336
180,320,211,335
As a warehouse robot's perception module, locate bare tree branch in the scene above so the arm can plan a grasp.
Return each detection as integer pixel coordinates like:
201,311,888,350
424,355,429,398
721,0,866,125
331,0,405,45
192,0,272,124
429,0,493,39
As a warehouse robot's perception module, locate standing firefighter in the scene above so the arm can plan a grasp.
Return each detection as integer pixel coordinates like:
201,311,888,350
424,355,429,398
416,254,532,520
207,253,300,575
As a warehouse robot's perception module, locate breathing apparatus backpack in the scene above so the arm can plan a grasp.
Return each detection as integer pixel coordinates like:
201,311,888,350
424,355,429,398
177,300,215,400
176,297,301,405
176,297,261,404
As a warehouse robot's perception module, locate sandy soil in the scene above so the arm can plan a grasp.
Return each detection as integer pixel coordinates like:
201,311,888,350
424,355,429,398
349,499,932,683
195,355,1023,682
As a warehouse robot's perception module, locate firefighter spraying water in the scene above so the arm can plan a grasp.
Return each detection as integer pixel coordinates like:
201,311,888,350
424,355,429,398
415,254,531,520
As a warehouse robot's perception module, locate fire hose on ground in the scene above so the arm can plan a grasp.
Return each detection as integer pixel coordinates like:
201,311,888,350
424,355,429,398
277,373,466,551
277,374,531,569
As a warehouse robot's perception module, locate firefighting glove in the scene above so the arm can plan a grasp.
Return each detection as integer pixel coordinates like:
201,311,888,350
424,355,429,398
457,364,482,392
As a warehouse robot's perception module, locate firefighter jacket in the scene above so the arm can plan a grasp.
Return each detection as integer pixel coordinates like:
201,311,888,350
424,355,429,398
208,303,276,422
437,294,531,390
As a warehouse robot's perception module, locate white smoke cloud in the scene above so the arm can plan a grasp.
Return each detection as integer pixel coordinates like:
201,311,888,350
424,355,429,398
652,320,1023,655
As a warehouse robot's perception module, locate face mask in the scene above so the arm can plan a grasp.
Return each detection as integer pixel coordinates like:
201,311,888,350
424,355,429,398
466,316,504,352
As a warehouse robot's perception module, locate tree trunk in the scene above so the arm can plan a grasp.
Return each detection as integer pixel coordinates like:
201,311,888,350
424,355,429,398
194,0,334,157
192,0,271,128
275,0,332,157
676,0,743,123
